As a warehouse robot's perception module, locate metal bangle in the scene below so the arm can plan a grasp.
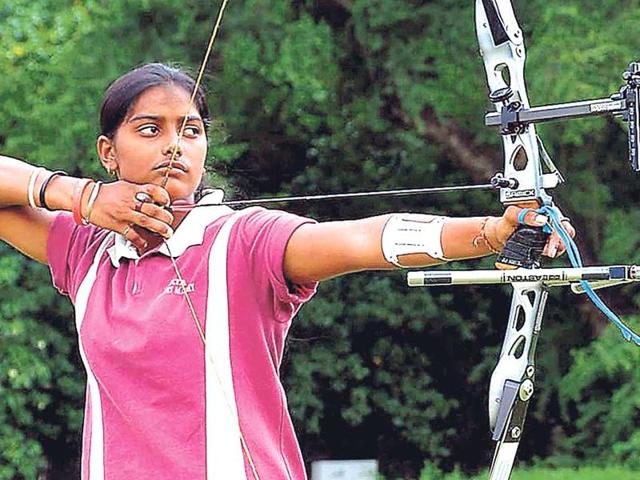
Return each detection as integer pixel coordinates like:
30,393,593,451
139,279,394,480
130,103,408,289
72,179,93,225
84,181,102,225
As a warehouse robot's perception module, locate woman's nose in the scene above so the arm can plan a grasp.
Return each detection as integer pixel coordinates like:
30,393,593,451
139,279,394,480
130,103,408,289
162,143,182,158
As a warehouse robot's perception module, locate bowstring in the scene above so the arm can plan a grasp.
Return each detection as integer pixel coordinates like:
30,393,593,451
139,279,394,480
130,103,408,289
165,244,260,478
160,1,261,477
161,0,229,188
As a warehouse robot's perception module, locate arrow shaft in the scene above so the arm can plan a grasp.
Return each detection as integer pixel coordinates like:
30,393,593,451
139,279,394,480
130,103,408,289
176,183,497,209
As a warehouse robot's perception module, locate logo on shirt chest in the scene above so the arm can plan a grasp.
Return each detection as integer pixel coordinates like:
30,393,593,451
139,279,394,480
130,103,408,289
163,278,195,295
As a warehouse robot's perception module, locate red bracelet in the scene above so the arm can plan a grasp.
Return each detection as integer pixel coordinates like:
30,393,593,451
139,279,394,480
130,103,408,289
72,179,94,225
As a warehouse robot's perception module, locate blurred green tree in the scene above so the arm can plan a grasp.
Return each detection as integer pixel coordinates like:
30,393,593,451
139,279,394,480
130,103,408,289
1,0,640,478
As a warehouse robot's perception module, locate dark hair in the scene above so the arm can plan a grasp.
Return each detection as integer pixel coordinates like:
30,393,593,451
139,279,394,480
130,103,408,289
99,63,210,138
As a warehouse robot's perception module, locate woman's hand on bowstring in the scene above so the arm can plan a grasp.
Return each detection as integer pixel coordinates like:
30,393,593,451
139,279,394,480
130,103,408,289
489,205,576,258
88,181,174,252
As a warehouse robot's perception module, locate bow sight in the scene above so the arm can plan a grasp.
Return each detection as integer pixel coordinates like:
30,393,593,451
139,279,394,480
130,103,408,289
486,62,640,170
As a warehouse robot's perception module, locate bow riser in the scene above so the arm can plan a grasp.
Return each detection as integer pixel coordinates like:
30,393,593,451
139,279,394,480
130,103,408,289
476,0,560,207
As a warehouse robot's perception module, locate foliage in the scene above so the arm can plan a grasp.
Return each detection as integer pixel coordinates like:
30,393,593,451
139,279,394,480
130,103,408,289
0,244,81,478
1,0,640,478
551,316,640,469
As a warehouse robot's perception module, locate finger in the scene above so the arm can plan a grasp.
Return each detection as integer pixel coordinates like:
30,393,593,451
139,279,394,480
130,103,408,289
561,218,576,238
502,206,548,228
138,184,171,207
136,202,174,226
502,206,522,226
554,231,569,256
122,224,148,252
129,211,174,239
545,219,574,258
520,209,548,228
543,233,561,258
556,242,567,256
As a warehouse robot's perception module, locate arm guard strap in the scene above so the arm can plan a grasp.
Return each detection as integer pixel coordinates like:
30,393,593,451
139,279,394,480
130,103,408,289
381,214,449,267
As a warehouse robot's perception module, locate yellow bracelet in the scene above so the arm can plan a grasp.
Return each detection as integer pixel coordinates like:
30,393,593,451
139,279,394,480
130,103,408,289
83,181,102,225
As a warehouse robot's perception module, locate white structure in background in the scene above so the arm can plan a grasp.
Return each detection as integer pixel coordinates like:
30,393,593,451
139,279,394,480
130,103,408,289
311,459,378,480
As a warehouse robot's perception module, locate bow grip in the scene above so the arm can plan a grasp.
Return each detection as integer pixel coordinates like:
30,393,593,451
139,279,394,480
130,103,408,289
495,208,550,270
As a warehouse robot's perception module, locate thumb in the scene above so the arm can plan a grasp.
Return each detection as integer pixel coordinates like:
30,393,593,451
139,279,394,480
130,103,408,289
509,206,548,228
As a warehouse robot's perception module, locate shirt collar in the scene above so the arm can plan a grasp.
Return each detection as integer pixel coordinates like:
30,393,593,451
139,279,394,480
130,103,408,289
107,190,233,266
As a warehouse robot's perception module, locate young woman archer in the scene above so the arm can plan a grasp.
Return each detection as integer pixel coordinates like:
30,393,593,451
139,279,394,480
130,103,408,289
0,63,573,479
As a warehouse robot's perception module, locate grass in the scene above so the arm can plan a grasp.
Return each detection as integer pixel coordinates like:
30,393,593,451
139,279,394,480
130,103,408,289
419,467,640,480
510,468,640,480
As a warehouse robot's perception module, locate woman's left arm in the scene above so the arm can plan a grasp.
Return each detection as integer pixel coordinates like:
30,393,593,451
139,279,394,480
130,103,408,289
283,207,573,284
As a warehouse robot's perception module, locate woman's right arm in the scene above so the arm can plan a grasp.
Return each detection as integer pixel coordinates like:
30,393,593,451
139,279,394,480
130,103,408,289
0,155,174,265
0,156,62,264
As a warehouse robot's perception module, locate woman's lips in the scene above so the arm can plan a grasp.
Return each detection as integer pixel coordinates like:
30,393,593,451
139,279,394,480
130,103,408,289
155,160,189,174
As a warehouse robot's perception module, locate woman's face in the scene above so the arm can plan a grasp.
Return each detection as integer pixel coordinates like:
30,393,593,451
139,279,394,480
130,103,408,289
98,83,208,202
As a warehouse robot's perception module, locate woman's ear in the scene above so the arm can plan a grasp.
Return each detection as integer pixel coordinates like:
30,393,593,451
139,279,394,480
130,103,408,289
97,135,119,176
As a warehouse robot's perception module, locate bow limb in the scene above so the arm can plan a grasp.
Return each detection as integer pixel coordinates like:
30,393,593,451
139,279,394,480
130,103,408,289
476,0,562,210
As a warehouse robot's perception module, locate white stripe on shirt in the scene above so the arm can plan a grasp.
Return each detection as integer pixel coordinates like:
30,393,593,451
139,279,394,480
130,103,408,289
205,210,249,479
75,234,113,480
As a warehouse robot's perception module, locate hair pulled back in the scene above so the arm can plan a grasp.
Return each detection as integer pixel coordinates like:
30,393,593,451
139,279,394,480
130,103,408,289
99,63,210,138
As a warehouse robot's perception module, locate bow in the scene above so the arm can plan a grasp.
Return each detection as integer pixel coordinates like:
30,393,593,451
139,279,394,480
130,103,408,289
409,1,640,478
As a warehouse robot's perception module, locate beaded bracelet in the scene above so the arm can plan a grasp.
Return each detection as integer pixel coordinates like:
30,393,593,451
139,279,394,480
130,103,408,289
473,216,502,254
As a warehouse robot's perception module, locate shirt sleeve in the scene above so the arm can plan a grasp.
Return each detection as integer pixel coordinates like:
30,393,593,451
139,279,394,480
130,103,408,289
47,212,109,301
233,208,318,315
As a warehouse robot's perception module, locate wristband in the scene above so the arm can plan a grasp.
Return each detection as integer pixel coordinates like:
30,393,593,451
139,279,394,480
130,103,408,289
72,179,94,225
39,170,68,210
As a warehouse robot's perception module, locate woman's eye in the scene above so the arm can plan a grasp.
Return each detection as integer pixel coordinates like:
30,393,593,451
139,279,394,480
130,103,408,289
184,125,201,137
138,125,159,136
